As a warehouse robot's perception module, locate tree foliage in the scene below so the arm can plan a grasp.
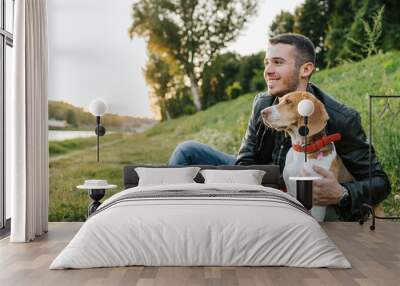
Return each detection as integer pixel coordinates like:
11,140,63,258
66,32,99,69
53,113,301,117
323,0,356,67
269,11,295,38
201,51,265,110
269,0,400,68
48,101,155,130
238,52,265,92
201,52,241,107
130,0,257,111
293,0,329,69
143,50,266,120
143,52,176,120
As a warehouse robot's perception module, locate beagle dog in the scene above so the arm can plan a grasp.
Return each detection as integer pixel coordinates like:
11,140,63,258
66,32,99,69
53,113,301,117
261,91,354,221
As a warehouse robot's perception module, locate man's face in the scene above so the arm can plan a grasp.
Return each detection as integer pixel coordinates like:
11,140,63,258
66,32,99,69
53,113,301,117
264,43,301,97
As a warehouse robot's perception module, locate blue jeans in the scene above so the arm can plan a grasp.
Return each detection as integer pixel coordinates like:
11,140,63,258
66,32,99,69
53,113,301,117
168,140,236,165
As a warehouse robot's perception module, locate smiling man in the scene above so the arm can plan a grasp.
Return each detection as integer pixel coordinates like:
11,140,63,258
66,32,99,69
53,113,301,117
264,39,313,96
168,33,390,221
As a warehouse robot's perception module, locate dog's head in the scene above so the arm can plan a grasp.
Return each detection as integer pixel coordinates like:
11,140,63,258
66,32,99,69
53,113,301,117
261,91,329,136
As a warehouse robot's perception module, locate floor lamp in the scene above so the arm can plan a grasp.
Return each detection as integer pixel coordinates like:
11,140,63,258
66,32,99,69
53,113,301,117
359,95,400,230
89,99,107,162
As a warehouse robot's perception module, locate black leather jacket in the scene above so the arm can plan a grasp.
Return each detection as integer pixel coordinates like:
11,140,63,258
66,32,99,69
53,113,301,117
235,83,391,221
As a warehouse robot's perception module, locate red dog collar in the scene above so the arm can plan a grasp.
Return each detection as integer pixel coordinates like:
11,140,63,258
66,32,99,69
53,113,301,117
292,133,342,153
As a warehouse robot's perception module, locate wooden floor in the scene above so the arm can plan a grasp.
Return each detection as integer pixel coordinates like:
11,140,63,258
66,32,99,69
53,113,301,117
0,221,399,286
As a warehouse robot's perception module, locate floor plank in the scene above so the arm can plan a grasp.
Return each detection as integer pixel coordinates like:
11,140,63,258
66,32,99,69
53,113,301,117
0,221,399,286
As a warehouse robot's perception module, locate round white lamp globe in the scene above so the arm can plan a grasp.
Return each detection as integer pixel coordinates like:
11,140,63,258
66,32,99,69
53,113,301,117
297,99,315,117
89,99,107,116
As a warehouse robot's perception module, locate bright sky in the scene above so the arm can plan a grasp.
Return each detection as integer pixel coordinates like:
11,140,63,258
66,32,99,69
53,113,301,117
48,0,304,118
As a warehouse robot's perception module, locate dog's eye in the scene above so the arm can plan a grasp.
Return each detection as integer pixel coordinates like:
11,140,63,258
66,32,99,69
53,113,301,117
285,99,291,104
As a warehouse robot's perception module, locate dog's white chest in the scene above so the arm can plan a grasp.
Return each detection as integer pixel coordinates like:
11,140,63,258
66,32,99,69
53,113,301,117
283,148,336,222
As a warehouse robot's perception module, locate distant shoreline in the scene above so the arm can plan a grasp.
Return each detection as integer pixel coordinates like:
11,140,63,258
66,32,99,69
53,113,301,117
48,122,157,141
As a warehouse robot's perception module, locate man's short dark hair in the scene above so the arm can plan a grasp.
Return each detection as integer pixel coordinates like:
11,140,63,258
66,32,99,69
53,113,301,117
269,33,316,67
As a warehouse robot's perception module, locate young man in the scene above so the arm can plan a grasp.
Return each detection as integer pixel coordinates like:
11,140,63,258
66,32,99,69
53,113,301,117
168,33,390,221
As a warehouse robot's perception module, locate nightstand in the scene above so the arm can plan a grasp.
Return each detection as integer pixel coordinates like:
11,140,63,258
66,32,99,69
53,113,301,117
77,180,117,216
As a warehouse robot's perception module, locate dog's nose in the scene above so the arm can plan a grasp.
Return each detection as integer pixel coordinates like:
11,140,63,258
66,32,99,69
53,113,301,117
261,109,270,117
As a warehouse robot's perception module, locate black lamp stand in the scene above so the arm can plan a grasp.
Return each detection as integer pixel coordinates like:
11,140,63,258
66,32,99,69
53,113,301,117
296,115,313,210
95,116,106,162
296,180,313,210
87,189,105,216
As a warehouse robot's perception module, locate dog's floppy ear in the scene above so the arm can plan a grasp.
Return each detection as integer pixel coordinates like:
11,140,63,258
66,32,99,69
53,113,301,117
304,97,329,136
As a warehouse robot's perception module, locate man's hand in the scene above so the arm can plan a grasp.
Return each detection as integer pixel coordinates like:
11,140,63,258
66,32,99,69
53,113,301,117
301,165,343,206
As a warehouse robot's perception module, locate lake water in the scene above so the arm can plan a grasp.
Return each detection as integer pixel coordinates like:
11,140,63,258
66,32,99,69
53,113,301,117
49,123,156,141
48,130,96,141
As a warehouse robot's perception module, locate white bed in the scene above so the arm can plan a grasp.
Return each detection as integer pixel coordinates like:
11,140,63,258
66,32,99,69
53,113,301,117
50,183,351,269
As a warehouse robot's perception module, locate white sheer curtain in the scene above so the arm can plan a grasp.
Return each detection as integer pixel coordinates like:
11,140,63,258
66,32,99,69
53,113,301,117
8,0,49,242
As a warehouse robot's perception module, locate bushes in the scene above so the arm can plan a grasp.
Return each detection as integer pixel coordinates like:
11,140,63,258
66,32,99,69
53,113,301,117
226,82,242,99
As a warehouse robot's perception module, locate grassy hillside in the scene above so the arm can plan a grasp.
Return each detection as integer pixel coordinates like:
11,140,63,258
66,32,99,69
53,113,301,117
49,51,400,221
312,51,400,217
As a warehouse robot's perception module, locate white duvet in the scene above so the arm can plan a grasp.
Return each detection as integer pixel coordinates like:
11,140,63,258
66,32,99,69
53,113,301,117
50,183,351,269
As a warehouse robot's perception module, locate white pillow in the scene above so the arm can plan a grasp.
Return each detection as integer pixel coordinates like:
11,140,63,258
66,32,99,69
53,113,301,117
200,169,266,185
135,167,200,186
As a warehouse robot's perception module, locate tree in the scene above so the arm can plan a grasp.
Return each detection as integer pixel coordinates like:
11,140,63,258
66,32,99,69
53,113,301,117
129,0,258,111
324,0,359,67
144,51,197,120
269,11,295,38
293,0,329,69
380,0,400,51
201,52,241,107
238,52,264,93
250,71,265,92
268,1,330,69
201,51,265,107
143,52,177,120
65,109,77,127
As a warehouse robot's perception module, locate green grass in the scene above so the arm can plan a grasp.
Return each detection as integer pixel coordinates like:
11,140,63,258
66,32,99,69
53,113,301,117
49,51,400,221
49,132,124,156
312,51,400,216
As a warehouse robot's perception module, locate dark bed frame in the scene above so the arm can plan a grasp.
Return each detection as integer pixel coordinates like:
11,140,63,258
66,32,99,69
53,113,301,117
123,164,282,189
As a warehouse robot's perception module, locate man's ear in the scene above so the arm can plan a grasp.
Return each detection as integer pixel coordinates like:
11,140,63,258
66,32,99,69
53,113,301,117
300,62,314,79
